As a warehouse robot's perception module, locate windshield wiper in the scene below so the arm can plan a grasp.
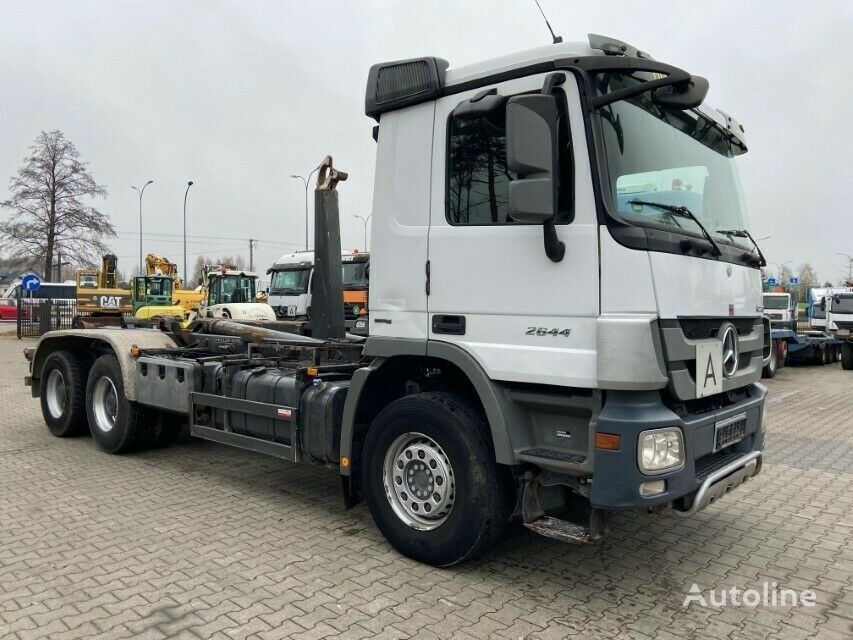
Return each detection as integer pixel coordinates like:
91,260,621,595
716,229,767,267
628,200,722,257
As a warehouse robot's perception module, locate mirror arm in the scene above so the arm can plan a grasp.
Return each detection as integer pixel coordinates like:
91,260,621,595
543,219,565,262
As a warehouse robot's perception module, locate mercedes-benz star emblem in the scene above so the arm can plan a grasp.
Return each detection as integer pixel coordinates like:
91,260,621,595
722,325,739,379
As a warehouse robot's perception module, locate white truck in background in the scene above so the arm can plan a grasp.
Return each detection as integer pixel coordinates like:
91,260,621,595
826,292,853,369
762,292,797,332
25,34,768,565
267,251,314,320
267,250,369,334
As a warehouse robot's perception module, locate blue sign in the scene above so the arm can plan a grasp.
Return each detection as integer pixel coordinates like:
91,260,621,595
21,274,41,292
789,276,799,285
767,278,777,286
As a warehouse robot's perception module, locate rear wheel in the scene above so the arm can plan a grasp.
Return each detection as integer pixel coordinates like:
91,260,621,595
39,351,88,437
842,343,853,370
86,353,156,453
361,392,512,566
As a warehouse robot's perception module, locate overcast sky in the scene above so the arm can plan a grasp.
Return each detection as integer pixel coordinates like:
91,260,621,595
1,0,851,284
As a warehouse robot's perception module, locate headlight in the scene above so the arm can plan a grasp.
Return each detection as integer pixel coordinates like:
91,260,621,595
637,428,684,474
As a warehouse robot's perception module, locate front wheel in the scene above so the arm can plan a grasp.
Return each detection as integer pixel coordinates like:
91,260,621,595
361,392,512,566
86,353,156,453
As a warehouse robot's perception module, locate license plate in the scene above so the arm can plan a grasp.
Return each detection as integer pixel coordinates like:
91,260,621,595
696,340,723,398
714,413,747,451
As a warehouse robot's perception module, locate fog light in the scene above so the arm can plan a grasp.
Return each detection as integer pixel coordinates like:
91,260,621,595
637,427,684,474
640,480,666,497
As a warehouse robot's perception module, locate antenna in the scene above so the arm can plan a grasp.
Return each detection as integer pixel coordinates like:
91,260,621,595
532,0,562,44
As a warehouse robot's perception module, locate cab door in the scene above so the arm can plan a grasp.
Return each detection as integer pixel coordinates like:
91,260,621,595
427,72,599,388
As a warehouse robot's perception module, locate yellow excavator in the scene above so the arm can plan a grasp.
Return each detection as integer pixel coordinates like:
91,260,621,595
74,255,187,328
145,253,204,314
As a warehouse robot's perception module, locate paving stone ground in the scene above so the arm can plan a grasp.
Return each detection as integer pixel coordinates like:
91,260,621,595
0,336,851,639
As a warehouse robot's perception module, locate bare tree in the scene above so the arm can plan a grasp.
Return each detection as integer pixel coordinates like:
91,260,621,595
192,254,247,285
779,264,793,290
0,130,115,278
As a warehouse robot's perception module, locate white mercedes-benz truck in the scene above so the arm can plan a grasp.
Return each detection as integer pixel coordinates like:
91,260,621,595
25,34,766,566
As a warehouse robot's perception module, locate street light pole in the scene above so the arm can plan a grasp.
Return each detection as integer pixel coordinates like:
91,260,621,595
354,214,373,252
131,180,154,274
183,181,194,283
836,252,853,283
290,166,320,251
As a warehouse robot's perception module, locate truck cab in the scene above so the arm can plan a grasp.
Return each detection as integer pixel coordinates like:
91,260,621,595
828,293,853,336
342,251,369,335
810,298,828,331
763,292,797,331
267,250,370,333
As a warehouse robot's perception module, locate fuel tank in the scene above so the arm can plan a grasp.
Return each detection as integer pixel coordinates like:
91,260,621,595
229,368,300,444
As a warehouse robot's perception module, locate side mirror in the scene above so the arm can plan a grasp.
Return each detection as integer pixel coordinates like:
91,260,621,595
506,94,558,223
506,93,565,262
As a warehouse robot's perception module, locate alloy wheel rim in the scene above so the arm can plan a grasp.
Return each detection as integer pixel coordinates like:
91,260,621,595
45,369,66,419
383,432,455,530
92,376,118,433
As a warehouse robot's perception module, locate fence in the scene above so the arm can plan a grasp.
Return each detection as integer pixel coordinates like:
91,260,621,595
17,298,78,338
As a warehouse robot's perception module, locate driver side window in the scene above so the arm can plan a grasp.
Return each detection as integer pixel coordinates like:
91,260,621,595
446,88,573,226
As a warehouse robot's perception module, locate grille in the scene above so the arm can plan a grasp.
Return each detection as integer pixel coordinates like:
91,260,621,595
679,318,757,340
835,320,853,330
695,450,745,482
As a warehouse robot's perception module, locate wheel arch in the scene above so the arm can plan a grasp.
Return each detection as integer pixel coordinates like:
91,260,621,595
340,339,514,476
30,329,178,401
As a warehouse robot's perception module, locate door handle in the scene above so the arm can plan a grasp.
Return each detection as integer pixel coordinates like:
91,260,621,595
432,314,466,335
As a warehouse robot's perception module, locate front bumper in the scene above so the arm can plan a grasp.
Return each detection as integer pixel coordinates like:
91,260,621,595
589,383,766,511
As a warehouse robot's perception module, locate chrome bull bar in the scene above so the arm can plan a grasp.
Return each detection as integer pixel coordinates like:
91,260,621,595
674,451,762,517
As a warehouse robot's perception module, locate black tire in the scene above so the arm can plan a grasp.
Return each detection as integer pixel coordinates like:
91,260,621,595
39,351,89,437
361,392,513,566
762,343,778,379
151,411,188,448
86,353,157,453
781,341,789,367
842,343,853,370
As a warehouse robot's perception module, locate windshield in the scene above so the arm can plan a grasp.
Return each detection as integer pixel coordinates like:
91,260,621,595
342,261,369,290
215,275,257,304
79,275,98,289
812,303,826,319
597,73,751,250
270,268,310,295
834,296,853,313
763,295,789,310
